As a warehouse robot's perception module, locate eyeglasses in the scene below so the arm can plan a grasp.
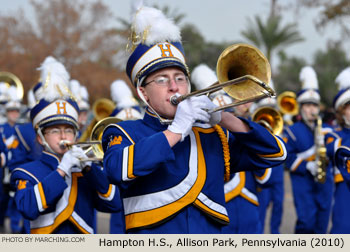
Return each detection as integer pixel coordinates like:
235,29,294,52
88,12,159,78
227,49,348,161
44,128,75,136
144,74,189,87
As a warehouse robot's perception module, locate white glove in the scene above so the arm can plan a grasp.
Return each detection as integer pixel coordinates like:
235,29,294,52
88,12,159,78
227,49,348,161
168,94,210,141
199,95,222,125
58,146,91,177
306,161,318,176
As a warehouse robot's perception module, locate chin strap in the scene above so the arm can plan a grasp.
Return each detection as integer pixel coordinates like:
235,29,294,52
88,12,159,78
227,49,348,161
343,115,350,128
37,127,55,154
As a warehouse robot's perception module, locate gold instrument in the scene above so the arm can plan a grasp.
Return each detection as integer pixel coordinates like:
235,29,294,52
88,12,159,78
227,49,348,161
170,43,275,111
61,117,121,162
251,106,284,135
79,98,115,142
0,71,24,100
277,91,299,125
314,115,327,183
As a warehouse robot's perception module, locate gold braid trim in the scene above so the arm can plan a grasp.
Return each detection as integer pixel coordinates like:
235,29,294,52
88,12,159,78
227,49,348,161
214,125,230,182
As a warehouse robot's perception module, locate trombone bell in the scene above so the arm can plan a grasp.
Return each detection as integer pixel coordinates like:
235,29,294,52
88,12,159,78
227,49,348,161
277,91,299,116
252,106,284,135
170,43,274,112
217,43,272,102
90,117,122,160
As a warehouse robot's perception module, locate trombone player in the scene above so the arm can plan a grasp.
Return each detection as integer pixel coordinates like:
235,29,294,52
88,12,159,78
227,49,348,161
283,66,333,233
10,57,121,234
101,4,286,234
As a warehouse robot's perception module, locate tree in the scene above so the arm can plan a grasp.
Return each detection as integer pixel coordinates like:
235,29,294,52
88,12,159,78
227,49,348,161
241,15,304,67
0,0,126,103
274,52,307,94
313,41,350,107
297,0,350,38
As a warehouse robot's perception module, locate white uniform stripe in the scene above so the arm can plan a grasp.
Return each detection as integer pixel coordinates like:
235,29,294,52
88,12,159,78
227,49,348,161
197,192,228,217
31,175,72,229
241,188,258,203
34,184,45,212
123,131,198,215
224,173,240,194
256,168,272,184
122,147,133,181
261,137,287,161
98,185,116,201
291,145,316,171
71,211,94,234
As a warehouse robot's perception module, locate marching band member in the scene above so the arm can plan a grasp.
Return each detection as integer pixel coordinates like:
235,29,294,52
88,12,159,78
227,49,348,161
283,66,333,233
0,86,24,233
102,4,286,234
10,56,121,234
326,67,350,233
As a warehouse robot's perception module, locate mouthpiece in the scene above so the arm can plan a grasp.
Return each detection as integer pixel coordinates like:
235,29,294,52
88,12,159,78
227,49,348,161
170,95,180,105
59,140,72,150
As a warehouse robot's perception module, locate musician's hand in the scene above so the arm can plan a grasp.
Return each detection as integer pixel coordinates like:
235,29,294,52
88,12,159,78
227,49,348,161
168,94,210,141
198,95,222,125
306,161,318,176
57,146,91,177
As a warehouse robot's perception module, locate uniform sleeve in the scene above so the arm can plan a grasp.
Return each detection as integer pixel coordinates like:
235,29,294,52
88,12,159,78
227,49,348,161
282,126,309,175
335,146,350,189
325,131,341,162
102,125,175,186
0,138,8,168
11,169,67,220
82,163,122,212
229,119,287,172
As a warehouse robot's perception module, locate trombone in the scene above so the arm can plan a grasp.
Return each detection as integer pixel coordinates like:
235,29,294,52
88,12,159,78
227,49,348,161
170,43,275,112
60,117,121,162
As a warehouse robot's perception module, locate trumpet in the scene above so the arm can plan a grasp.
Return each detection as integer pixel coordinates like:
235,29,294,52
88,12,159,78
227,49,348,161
170,43,275,112
60,117,121,162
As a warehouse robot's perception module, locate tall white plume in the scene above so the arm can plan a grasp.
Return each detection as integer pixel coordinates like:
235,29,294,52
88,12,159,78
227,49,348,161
80,86,89,101
37,56,71,101
299,66,318,90
111,79,137,108
69,79,81,100
191,64,217,90
130,2,181,46
27,89,36,108
335,67,350,91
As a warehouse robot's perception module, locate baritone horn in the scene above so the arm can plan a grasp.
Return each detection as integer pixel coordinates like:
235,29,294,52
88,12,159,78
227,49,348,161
251,106,284,135
61,117,121,162
170,43,275,112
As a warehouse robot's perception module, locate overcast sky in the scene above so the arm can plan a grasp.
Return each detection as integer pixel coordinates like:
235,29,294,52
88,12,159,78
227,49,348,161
2,0,348,70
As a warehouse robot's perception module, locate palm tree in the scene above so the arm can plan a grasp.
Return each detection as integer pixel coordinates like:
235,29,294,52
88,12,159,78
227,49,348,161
241,15,304,65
